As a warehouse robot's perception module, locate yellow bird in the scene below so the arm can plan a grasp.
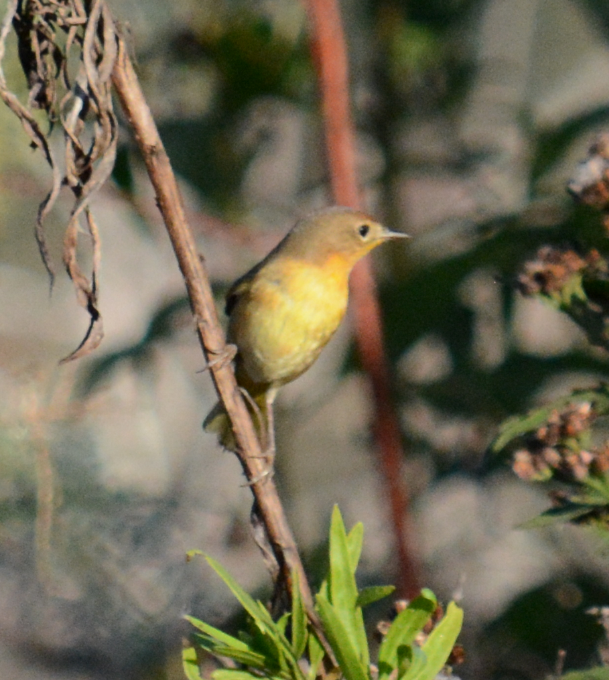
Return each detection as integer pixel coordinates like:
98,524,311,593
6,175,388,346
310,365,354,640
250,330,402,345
204,206,408,455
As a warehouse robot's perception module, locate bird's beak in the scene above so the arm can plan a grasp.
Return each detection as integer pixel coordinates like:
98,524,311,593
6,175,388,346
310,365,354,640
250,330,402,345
381,227,411,240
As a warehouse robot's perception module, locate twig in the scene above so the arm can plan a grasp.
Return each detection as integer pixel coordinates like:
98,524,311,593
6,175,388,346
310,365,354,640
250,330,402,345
111,33,320,624
305,0,420,598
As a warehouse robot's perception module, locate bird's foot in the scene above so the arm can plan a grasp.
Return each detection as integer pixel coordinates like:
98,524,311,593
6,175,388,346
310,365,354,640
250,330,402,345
197,343,237,373
242,449,275,486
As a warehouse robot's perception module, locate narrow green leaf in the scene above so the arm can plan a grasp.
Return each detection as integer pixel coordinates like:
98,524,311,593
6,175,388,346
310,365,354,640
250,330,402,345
396,644,412,676
316,595,369,680
276,612,290,635
399,644,426,680
291,570,308,659
245,625,286,672
328,506,361,653
409,602,464,680
419,589,436,603
317,577,329,602
347,522,364,573
583,475,609,504
492,408,555,453
306,632,326,680
206,556,265,623
203,557,297,676
245,606,305,680
185,615,250,651
189,631,270,671
213,671,264,680
378,591,437,680
518,504,596,529
191,634,217,656
190,634,259,664
206,556,278,639
357,585,396,609
253,599,280,629
354,606,369,669
257,606,305,678
182,646,203,680
210,645,269,670
491,386,609,454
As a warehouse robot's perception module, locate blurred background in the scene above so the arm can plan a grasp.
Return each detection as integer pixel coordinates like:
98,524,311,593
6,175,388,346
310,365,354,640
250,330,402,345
2,0,609,677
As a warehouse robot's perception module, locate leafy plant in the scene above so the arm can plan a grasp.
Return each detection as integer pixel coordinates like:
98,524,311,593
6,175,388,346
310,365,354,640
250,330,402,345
492,141,609,531
492,382,609,528
183,506,463,680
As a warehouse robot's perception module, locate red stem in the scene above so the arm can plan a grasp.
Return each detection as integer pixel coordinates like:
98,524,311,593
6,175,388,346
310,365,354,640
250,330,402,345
306,0,420,598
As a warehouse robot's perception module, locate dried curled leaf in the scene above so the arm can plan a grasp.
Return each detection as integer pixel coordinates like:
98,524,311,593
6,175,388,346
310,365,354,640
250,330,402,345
0,0,119,361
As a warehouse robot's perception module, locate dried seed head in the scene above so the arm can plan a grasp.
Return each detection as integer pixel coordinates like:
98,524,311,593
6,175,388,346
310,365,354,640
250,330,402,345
517,247,588,297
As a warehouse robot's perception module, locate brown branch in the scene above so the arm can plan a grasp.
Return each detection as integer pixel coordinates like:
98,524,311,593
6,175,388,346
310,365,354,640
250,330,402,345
111,34,319,621
306,0,420,598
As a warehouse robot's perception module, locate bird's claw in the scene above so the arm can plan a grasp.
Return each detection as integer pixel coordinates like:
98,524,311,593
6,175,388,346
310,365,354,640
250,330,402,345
197,343,237,373
242,448,276,486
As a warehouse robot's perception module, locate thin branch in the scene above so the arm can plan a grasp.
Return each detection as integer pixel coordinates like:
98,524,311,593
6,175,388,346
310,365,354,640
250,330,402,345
110,34,324,631
305,0,421,598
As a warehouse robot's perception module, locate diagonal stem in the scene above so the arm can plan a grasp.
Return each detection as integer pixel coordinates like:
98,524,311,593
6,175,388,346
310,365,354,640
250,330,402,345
111,33,322,628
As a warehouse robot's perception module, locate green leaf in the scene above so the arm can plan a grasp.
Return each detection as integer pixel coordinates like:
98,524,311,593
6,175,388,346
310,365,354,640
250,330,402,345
316,595,370,680
347,522,364,573
306,631,325,680
328,509,360,631
491,386,609,454
317,576,329,602
355,605,369,669
206,556,276,634
419,588,437,602
329,507,358,610
399,644,426,680
182,646,202,680
202,557,303,679
244,625,287,673
185,615,251,651
518,504,597,529
191,631,273,672
328,506,368,665
583,475,609,504
492,407,558,454
409,602,463,680
213,671,265,680
378,591,437,680
561,668,609,680
291,570,308,659
207,644,269,670
276,612,290,635
356,585,396,609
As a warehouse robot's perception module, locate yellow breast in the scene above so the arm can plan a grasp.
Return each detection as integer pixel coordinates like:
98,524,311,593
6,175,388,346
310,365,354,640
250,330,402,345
228,257,350,387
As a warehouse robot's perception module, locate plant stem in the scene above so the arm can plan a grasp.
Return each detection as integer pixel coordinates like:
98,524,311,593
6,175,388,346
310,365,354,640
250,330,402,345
306,0,420,598
111,32,318,622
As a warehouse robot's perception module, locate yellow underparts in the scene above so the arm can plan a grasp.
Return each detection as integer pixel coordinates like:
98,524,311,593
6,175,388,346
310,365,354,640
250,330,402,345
205,252,358,450
228,256,351,387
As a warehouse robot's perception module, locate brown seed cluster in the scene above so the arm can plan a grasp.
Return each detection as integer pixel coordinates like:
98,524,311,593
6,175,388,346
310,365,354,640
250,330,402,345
516,246,592,297
568,134,609,211
511,402,609,482
567,133,609,233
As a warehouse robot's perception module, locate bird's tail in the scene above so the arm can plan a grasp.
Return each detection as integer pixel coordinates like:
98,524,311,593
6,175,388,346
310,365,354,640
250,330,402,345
203,390,268,451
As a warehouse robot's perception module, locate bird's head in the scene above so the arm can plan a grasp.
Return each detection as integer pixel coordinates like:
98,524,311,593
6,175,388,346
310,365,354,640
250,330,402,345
283,206,409,269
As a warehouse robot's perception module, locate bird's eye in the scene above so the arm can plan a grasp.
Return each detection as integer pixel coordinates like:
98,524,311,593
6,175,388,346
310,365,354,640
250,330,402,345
358,224,370,238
